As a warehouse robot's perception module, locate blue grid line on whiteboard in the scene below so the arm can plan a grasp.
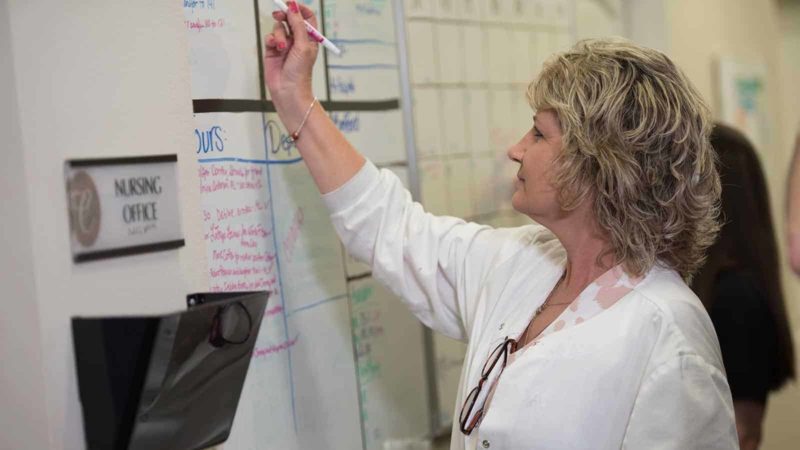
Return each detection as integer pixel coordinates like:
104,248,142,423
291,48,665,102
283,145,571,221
197,156,304,165
328,64,399,70
188,0,414,445
287,293,350,317
259,111,299,432
330,38,396,46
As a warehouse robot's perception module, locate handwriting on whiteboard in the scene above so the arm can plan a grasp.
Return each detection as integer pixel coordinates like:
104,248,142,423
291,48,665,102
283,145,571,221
330,76,356,94
199,161,279,294
204,199,269,223
184,0,216,10
265,119,296,158
185,18,225,31
282,207,305,263
196,125,226,153
330,112,360,133
252,335,300,359
198,164,264,192
183,0,224,32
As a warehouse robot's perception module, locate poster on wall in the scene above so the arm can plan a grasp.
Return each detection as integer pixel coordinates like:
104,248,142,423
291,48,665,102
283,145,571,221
717,58,769,149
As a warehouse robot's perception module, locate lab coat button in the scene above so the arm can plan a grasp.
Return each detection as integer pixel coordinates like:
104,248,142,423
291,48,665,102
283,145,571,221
482,440,490,448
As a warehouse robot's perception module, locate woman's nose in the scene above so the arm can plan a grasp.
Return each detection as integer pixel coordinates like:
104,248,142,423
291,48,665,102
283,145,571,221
507,143,522,162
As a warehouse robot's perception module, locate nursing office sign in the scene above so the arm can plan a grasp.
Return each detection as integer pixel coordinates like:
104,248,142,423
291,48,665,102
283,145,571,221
65,155,185,262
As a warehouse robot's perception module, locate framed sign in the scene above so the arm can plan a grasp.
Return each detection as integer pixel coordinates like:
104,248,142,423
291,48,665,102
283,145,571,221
717,57,768,149
65,155,185,262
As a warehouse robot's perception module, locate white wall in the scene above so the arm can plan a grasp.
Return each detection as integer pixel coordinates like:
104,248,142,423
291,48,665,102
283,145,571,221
575,0,624,41
622,0,667,52
2,0,208,448
0,0,50,448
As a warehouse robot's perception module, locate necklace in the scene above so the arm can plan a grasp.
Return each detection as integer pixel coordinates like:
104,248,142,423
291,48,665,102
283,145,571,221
519,273,572,345
532,299,572,317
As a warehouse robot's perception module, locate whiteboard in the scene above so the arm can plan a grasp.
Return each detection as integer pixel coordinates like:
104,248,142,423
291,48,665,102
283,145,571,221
401,0,576,433
186,0,586,444
185,0,432,449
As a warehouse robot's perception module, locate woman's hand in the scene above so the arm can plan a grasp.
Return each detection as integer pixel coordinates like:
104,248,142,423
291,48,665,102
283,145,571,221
264,1,319,131
262,1,364,194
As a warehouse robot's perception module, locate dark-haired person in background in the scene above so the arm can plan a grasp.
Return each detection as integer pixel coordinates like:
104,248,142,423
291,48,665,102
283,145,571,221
692,124,796,450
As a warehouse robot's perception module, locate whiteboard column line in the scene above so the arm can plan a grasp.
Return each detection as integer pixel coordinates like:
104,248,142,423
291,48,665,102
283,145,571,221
260,111,300,433
342,268,369,450
393,0,420,202
392,0,442,438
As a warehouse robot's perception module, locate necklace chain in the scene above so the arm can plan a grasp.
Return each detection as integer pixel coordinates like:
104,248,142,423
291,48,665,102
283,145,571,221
520,273,571,345
534,300,572,314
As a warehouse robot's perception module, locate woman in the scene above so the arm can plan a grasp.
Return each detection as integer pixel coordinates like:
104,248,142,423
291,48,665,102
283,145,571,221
692,124,796,450
265,3,737,449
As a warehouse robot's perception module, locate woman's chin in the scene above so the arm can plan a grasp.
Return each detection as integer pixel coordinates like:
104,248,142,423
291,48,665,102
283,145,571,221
510,194,525,214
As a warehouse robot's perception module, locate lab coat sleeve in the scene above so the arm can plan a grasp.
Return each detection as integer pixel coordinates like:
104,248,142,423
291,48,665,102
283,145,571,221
622,354,739,450
323,160,528,341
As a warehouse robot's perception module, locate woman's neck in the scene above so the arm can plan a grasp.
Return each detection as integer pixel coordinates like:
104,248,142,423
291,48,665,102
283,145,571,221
560,238,615,290
543,207,615,290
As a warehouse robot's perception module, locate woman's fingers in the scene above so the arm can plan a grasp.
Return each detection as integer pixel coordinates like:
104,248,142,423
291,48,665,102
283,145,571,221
271,20,291,52
271,5,318,40
286,2,311,46
264,29,285,63
264,34,277,60
272,10,287,22
265,31,280,50
298,3,318,30
263,21,290,86
264,2,319,101
263,33,281,92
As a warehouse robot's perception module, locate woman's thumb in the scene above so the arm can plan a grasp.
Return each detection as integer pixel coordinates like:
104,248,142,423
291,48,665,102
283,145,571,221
285,1,310,47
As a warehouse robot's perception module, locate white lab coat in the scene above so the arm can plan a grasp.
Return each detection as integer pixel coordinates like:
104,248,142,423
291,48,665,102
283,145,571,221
323,161,738,450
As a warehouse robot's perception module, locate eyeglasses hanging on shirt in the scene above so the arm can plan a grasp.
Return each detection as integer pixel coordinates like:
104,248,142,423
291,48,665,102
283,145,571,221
459,336,518,435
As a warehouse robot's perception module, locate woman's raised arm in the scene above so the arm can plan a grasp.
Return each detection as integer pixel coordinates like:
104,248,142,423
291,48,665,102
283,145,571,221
264,2,364,194
262,3,542,341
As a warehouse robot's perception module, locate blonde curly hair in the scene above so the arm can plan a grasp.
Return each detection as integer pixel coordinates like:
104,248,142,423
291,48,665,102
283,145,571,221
528,38,721,279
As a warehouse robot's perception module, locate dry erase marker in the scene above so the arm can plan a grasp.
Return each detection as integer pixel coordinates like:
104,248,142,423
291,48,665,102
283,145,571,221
272,0,342,56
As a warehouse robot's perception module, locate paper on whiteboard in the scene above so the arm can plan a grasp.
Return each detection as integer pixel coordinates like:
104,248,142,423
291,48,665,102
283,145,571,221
193,111,298,448
184,0,261,99
323,0,401,101
349,277,430,449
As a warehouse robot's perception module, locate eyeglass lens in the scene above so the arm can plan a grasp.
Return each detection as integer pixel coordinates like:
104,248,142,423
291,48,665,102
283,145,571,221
211,302,252,346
